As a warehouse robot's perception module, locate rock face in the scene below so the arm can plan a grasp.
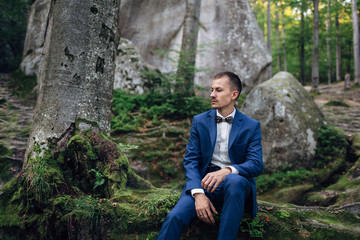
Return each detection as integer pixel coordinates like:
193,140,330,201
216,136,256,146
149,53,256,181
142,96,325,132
20,0,50,76
241,72,325,172
21,0,271,94
119,0,272,94
114,38,153,94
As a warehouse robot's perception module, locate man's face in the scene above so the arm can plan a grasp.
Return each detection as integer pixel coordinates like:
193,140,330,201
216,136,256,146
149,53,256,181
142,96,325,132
210,76,237,111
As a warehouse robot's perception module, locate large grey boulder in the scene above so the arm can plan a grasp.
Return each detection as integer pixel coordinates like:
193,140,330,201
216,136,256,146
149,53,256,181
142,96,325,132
119,0,271,94
241,72,326,172
20,0,50,76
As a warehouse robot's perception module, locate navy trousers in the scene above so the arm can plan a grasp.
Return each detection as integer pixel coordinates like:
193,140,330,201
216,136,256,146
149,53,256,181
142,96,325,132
157,169,252,240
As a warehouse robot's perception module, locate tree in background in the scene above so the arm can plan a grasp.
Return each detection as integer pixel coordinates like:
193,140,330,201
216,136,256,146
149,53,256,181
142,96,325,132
275,2,282,72
335,0,342,82
176,0,201,97
352,0,360,85
326,0,332,85
311,0,320,91
267,0,272,78
282,6,288,72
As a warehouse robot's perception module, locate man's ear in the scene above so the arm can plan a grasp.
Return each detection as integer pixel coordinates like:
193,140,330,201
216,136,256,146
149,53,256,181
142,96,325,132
232,90,239,100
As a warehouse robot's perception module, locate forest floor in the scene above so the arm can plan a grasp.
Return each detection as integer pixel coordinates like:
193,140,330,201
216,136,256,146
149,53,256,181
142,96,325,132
305,81,360,137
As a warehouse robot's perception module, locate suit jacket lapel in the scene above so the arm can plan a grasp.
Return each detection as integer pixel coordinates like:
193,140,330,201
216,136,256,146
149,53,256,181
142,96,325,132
207,109,217,152
228,108,244,148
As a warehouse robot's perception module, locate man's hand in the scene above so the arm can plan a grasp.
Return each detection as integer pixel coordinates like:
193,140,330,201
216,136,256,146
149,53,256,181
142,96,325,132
194,193,218,224
201,168,231,193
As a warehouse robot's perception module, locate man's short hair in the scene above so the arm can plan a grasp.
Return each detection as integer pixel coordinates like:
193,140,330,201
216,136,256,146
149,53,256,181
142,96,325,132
213,72,242,99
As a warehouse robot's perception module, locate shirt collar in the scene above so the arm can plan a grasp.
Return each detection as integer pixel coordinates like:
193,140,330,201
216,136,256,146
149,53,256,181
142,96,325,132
216,107,236,119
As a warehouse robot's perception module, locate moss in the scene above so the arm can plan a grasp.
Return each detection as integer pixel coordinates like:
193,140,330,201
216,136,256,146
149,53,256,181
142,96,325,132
324,100,351,107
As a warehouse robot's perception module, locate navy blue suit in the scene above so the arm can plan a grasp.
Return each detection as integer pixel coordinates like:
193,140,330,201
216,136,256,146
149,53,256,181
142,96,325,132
158,108,263,240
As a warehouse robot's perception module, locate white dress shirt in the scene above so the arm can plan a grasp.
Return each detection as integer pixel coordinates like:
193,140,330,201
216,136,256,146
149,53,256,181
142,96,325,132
191,108,239,196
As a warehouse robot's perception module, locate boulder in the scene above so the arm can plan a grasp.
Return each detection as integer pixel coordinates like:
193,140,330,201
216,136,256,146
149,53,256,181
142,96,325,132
119,0,272,94
241,72,326,172
20,0,50,76
114,38,154,94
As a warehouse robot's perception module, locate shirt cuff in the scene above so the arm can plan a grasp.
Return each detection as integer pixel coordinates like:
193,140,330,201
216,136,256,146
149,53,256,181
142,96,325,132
228,166,239,174
191,188,205,197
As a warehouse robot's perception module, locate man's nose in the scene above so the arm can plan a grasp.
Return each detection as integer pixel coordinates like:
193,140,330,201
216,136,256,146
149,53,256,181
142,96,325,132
210,91,215,98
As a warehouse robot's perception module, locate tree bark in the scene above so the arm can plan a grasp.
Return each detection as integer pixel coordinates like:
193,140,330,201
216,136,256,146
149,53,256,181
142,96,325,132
25,0,121,163
335,0,342,82
326,0,332,85
282,9,287,72
299,0,306,85
311,0,319,91
352,0,360,85
267,0,272,78
275,4,281,72
176,0,201,96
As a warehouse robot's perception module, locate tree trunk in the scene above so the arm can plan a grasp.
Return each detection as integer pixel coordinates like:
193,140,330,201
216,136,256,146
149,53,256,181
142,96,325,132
352,0,360,85
275,4,281,72
326,0,332,85
251,0,257,19
299,1,306,85
25,0,120,163
335,0,342,82
282,9,287,72
176,0,201,96
345,73,351,89
267,0,272,78
311,0,319,91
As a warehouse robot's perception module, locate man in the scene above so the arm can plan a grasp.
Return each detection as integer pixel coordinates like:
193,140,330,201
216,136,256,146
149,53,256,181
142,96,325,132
157,72,263,240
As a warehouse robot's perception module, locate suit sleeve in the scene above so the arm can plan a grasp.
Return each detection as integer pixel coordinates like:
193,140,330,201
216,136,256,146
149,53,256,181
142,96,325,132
233,122,263,178
183,117,203,192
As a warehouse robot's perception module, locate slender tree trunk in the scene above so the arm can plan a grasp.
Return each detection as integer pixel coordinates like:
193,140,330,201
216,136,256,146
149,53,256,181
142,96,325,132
267,0,272,78
311,0,319,91
335,0,342,82
300,1,306,85
326,0,332,85
251,0,257,19
352,0,360,85
282,9,287,72
176,0,201,96
275,4,281,72
25,0,121,163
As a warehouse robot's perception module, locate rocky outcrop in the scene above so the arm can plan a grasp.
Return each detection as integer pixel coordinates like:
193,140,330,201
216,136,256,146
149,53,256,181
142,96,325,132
241,72,326,172
21,0,271,93
114,38,154,94
118,0,272,94
20,0,50,76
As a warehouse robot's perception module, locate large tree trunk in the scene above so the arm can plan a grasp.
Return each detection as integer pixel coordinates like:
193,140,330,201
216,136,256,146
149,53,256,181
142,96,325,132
335,0,342,82
275,4,281,72
326,0,332,86
267,0,272,78
299,0,306,85
176,0,201,96
282,9,287,72
311,0,319,92
25,0,120,163
352,0,360,85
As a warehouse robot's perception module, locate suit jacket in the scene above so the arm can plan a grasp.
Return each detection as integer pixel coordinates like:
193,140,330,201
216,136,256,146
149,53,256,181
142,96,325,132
183,108,263,217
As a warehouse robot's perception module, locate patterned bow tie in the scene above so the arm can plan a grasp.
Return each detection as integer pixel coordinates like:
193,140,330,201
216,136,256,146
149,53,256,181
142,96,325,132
215,116,234,124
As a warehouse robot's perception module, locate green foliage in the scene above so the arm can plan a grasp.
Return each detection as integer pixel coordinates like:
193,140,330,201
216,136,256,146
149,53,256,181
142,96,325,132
111,90,210,133
0,0,30,72
241,214,270,238
256,168,312,194
8,69,37,100
324,100,350,107
315,125,348,168
90,169,106,190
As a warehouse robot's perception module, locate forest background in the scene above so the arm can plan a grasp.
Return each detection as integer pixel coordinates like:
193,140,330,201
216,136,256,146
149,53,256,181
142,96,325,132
1,0,360,239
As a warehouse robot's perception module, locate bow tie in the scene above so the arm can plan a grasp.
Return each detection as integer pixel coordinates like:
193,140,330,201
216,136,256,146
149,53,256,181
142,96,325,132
215,116,234,124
